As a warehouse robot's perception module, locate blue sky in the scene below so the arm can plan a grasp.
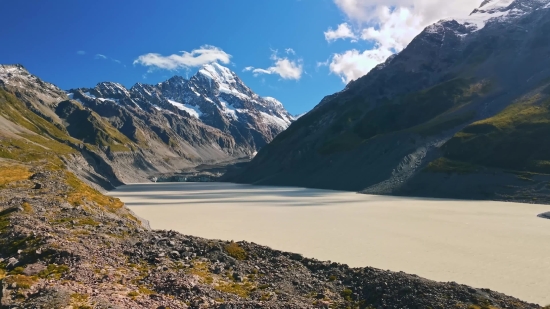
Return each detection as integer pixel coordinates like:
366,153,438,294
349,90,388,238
0,0,481,115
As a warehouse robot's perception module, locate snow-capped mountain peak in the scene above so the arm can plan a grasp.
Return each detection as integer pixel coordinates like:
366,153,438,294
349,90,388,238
66,63,295,152
198,63,238,84
195,63,253,101
189,63,294,130
95,82,131,99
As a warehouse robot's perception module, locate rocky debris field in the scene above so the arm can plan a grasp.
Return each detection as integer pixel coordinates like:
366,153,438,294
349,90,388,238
0,162,545,309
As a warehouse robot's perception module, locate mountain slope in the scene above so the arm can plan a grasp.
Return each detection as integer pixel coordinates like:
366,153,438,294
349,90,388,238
228,0,550,201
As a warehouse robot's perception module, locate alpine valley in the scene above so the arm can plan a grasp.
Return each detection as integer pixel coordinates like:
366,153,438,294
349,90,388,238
0,62,294,189
1,0,550,308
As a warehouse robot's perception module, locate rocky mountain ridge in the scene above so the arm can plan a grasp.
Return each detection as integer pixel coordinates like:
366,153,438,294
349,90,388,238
68,62,294,154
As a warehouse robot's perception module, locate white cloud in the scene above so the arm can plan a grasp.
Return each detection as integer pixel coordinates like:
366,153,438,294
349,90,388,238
330,49,393,83
76,50,86,55
133,45,232,70
245,50,303,80
95,54,107,60
253,58,303,80
252,68,272,75
324,23,357,42
333,0,481,24
285,48,296,55
317,59,330,68
360,6,423,52
326,0,483,83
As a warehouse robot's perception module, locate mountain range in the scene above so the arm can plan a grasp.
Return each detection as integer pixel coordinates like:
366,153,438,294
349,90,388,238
0,63,293,189
1,0,550,307
228,0,550,203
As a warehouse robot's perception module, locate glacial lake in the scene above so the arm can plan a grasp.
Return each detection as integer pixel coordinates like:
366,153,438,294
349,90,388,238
108,182,550,305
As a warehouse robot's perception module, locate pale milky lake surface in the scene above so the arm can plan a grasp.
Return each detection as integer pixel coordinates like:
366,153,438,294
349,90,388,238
108,182,550,305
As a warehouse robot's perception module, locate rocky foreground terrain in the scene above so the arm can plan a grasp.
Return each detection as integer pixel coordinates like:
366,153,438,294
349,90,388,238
0,159,545,308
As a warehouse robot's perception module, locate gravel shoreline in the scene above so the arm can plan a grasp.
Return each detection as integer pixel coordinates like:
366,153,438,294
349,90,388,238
0,165,545,308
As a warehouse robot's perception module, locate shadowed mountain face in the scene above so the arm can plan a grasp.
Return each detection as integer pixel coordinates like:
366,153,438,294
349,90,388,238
228,0,550,202
0,63,292,189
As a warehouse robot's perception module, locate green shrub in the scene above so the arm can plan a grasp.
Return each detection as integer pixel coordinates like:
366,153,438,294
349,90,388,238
225,242,247,260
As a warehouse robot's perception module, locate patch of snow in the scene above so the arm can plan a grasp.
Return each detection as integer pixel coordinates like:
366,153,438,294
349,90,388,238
97,97,120,105
198,63,251,100
131,100,143,111
67,93,74,99
167,99,202,119
264,97,284,108
219,98,239,120
479,0,515,11
453,9,510,31
218,86,250,100
83,92,97,99
190,87,201,97
449,0,550,32
260,111,291,130
199,63,236,84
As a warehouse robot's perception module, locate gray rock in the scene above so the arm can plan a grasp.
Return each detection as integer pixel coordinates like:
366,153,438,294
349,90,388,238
7,257,19,267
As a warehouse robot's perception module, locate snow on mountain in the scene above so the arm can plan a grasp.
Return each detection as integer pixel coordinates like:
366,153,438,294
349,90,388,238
197,63,252,100
439,0,550,33
167,99,202,119
66,63,294,152
162,63,295,135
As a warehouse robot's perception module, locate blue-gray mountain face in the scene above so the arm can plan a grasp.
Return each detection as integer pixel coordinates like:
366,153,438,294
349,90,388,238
229,0,550,203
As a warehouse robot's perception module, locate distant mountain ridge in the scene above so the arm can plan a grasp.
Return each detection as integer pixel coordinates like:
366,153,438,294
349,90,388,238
228,0,550,203
68,62,294,153
0,63,292,189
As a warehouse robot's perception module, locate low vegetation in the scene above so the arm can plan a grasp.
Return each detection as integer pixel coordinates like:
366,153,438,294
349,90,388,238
0,162,32,187
425,158,482,174
225,241,247,260
65,171,124,211
317,78,492,155
442,88,550,174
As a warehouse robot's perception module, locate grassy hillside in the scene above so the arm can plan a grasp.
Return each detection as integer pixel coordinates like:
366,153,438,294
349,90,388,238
317,78,491,155
440,85,550,174
55,100,136,152
0,89,138,169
